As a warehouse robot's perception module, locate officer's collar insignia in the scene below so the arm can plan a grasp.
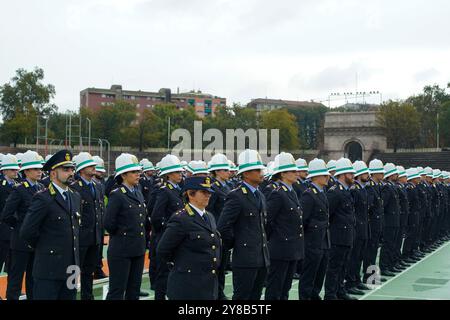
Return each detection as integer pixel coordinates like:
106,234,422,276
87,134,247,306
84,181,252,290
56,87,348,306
215,181,220,186
121,187,127,193
282,185,288,192
241,186,248,194
339,184,343,190
167,183,174,190
185,204,195,216
312,188,318,194
2,180,6,186
79,181,83,187
65,153,71,161
23,181,29,188
48,183,56,196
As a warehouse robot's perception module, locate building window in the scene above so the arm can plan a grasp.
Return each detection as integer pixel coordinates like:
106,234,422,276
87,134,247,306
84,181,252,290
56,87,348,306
131,96,135,100
101,94,106,98
196,102,204,107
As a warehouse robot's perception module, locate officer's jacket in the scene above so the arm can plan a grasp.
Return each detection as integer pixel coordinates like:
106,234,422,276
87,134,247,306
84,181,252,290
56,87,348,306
350,181,370,240
0,179,18,241
396,183,410,228
139,175,154,203
151,181,184,234
428,183,440,219
206,179,231,222
262,180,279,199
293,179,309,201
300,185,330,250
416,182,430,220
381,181,401,228
436,183,447,220
406,182,420,227
217,183,270,268
157,204,222,300
326,182,356,247
326,176,338,191
367,180,383,235
266,184,304,261
1,180,44,252
70,179,104,247
20,183,81,280
39,176,51,188
104,185,147,258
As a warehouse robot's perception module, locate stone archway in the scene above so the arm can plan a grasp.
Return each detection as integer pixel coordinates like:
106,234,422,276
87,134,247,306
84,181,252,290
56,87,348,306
344,140,363,162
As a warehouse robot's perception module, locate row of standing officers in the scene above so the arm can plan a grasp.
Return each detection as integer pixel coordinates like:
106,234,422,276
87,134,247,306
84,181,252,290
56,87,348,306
0,148,449,300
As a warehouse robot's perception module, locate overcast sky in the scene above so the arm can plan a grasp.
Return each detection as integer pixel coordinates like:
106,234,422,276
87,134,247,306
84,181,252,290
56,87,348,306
1,0,449,111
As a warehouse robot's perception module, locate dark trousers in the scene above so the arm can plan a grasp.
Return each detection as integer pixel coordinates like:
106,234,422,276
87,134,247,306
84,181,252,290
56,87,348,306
218,249,231,299
379,227,398,271
346,238,367,288
363,231,381,283
265,259,297,300
6,250,34,300
0,240,10,273
232,267,268,300
324,245,351,299
299,247,328,299
95,233,105,275
394,225,407,262
106,254,145,300
33,278,77,300
148,233,157,291
420,217,431,248
152,232,170,300
403,224,420,257
79,245,99,300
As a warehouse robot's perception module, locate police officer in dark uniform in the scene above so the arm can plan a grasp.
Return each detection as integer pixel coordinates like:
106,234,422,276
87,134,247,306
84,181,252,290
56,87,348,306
217,149,270,300
265,153,304,300
157,176,221,300
104,153,147,300
0,154,21,277
394,167,410,270
139,159,155,203
293,158,309,201
363,159,386,284
403,168,421,263
380,163,401,276
150,155,185,300
346,161,371,294
324,158,356,300
206,153,232,300
298,159,331,300
1,151,44,300
20,150,81,300
70,152,104,300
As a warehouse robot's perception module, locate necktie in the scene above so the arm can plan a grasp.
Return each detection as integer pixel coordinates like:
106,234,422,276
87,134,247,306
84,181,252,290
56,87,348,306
63,191,71,211
202,213,210,226
89,182,96,198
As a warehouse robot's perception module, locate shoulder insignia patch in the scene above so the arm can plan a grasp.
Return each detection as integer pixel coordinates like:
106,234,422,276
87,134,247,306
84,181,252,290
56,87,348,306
241,187,247,194
185,204,195,216
48,183,56,196
121,187,126,193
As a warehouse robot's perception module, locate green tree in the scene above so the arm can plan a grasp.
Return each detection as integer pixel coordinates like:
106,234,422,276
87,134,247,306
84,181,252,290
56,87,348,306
260,108,300,150
376,101,421,152
0,67,57,121
0,108,37,147
439,100,450,147
406,84,450,147
127,109,163,151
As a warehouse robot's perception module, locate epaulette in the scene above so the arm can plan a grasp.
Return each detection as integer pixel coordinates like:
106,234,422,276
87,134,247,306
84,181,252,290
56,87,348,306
241,187,247,194
121,187,126,193
48,183,56,196
185,204,195,216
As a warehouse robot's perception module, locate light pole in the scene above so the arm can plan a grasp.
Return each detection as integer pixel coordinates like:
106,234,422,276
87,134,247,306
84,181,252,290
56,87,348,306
87,118,91,153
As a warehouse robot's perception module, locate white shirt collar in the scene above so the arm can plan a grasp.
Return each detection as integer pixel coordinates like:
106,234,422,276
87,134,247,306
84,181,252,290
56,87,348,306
52,182,69,197
189,203,205,217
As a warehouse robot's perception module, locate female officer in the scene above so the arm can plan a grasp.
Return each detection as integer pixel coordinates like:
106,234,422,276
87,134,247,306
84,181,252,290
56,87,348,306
156,176,222,300
104,153,147,300
265,152,304,300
